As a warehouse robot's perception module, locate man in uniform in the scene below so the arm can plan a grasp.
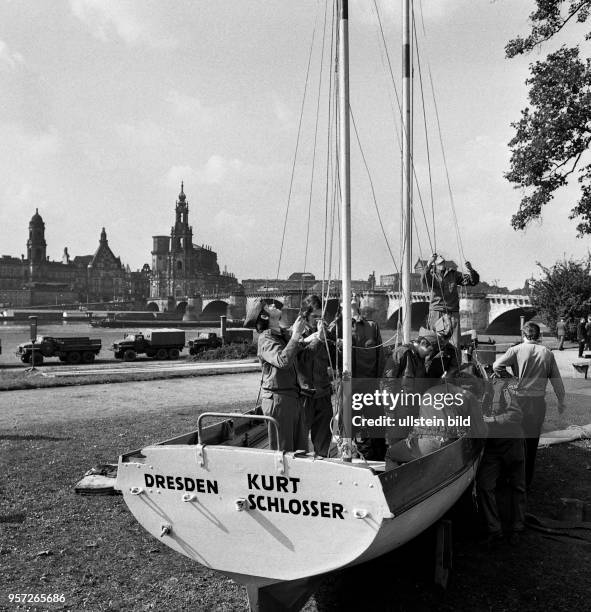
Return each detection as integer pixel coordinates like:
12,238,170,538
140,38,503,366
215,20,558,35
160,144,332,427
329,296,385,459
382,327,437,468
297,295,333,457
421,253,480,350
245,299,308,452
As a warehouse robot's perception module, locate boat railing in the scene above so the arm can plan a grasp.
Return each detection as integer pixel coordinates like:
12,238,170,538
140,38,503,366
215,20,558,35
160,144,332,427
197,412,280,445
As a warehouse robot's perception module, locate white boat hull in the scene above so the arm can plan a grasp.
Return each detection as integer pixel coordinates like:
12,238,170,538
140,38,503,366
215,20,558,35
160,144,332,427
117,433,481,587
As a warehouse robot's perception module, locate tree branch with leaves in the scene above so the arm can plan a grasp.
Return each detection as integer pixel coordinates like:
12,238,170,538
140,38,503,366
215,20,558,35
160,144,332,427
506,1,591,235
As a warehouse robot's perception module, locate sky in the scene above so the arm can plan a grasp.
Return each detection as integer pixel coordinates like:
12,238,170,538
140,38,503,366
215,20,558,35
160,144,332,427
1,0,590,290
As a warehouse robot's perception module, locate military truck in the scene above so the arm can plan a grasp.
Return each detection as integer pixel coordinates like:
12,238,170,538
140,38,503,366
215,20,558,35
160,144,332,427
187,332,223,355
112,328,185,361
16,336,102,365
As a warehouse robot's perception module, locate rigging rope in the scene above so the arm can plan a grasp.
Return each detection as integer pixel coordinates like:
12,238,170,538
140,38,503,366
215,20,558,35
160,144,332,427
275,4,320,284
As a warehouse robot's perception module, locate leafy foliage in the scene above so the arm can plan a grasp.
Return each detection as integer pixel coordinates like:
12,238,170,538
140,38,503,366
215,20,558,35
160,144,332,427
529,256,591,329
506,1,591,234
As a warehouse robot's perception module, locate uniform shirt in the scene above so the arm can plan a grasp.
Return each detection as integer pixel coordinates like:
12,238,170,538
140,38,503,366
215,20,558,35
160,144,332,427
257,329,301,398
296,334,332,399
421,266,480,312
329,315,384,379
492,339,565,401
382,344,429,396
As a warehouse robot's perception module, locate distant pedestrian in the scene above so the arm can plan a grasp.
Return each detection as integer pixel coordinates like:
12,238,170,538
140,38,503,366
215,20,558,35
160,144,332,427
493,322,566,488
556,317,566,351
576,317,587,358
586,315,591,352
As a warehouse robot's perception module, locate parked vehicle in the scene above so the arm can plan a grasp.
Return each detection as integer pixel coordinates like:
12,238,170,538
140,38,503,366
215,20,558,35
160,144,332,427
112,328,185,361
16,336,102,365
187,332,223,355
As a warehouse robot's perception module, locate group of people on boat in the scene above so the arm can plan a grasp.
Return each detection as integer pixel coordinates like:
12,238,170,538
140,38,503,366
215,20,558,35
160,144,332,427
246,252,567,545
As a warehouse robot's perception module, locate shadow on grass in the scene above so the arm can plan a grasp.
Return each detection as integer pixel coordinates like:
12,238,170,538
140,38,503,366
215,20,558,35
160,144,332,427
0,434,70,441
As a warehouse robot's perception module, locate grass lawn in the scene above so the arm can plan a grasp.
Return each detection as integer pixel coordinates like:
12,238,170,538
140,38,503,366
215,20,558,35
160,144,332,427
1,379,590,611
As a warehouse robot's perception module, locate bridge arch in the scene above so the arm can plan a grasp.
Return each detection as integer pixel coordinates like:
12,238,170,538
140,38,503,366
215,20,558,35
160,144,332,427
486,307,536,335
387,302,430,330
201,300,229,319
146,301,159,312
175,301,188,315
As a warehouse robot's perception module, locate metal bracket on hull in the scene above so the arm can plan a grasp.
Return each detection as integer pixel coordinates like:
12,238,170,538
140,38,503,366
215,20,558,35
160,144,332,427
195,444,205,468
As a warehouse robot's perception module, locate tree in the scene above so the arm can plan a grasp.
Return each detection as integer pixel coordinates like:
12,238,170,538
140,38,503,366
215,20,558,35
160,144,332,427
506,1,591,235
529,256,591,331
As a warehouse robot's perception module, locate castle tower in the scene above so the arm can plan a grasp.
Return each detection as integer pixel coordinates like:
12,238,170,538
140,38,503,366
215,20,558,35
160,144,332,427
27,208,47,264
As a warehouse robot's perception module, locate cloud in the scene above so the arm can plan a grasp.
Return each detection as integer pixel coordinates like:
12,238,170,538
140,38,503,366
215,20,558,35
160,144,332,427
213,210,255,233
164,90,220,127
0,39,24,71
195,156,244,185
69,0,175,48
271,92,293,129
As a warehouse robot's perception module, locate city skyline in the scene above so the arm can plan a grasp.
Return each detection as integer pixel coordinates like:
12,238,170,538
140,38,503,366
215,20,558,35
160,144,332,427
1,1,590,290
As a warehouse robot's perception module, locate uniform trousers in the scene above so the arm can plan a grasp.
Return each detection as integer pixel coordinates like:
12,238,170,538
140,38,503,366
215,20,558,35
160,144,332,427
261,392,308,452
517,395,547,488
477,438,526,535
302,394,333,457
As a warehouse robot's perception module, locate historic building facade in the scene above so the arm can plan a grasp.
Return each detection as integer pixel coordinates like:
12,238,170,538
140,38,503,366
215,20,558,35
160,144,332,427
150,184,239,300
0,210,150,307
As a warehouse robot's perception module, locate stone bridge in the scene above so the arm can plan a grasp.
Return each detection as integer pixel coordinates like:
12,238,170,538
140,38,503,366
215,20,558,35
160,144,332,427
147,290,534,334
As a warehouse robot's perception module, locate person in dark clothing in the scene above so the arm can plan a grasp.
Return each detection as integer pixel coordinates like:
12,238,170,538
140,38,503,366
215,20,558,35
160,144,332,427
478,375,526,546
425,331,460,381
297,295,333,457
422,253,480,350
329,298,385,459
381,328,437,468
577,317,587,358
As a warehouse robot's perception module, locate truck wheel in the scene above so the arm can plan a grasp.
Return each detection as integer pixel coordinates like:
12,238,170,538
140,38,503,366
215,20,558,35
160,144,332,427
21,354,31,364
114,351,123,360
32,353,44,365
155,348,168,360
59,356,67,362
67,351,81,364
168,348,180,360
82,351,95,364
146,350,156,358
123,349,137,362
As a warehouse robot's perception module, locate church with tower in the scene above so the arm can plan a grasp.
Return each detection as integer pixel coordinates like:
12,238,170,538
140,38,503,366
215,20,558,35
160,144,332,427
0,184,237,308
0,209,149,307
149,183,238,300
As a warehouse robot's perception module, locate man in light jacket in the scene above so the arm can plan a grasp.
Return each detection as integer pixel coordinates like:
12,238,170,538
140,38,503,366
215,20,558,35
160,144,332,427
492,322,566,488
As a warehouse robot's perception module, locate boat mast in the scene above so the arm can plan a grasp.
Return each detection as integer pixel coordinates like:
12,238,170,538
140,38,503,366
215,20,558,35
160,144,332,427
338,0,352,461
401,0,412,343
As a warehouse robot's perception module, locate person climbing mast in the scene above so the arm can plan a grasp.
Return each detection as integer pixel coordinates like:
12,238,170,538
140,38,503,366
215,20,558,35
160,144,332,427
421,253,480,350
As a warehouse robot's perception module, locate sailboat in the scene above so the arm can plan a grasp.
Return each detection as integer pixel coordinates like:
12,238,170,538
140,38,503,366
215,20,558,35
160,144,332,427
115,2,485,610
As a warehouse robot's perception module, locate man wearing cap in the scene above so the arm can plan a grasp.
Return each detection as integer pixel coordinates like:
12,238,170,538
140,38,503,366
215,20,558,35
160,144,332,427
245,299,308,452
422,253,480,350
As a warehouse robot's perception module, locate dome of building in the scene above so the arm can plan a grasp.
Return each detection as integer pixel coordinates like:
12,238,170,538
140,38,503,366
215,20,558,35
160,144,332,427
30,208,44,226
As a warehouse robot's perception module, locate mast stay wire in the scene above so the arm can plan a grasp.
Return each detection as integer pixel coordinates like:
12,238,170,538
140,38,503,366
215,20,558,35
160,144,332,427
417,0,467,272
412,11,436,253
302,0,331,306
275,2,320,285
